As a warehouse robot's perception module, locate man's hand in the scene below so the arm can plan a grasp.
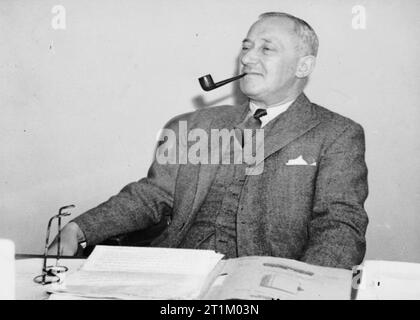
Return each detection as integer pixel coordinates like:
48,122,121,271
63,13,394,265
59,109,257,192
48,222,85,256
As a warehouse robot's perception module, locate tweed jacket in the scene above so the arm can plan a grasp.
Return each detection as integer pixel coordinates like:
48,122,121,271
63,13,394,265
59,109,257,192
73,93,369,269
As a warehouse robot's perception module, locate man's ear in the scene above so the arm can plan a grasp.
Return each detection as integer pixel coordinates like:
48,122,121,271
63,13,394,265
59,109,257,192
295,55,316,78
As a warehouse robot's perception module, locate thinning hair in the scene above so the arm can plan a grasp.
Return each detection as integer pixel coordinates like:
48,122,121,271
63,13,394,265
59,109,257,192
259,12,319,57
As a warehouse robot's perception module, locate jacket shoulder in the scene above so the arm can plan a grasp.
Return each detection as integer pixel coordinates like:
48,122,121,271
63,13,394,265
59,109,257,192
312,103,365,136
163,104,244,129
194,104,244,121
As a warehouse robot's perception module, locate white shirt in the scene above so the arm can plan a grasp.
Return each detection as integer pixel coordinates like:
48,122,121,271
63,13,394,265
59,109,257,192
249,99,295,128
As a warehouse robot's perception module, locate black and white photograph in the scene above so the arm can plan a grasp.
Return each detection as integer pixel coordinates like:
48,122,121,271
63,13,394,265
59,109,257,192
1,0,419,304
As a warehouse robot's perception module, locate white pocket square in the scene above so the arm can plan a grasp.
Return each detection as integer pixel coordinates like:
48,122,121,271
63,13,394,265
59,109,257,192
286,155,316,166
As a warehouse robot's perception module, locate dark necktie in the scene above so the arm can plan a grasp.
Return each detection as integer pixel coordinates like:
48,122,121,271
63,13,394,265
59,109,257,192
235,108,267,147
252,108,268,124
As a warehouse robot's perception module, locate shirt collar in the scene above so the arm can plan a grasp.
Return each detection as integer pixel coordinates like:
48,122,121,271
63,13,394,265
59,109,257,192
249,99,295,128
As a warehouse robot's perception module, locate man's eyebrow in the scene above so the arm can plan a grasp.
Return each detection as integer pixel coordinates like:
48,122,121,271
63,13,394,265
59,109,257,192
261,38,273,43
242,38,274,44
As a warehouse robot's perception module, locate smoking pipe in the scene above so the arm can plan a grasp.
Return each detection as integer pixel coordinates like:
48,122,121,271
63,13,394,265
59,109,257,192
198,73,246,91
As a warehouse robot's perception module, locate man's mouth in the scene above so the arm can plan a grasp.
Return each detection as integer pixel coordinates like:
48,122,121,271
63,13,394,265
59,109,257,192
243,72,262,77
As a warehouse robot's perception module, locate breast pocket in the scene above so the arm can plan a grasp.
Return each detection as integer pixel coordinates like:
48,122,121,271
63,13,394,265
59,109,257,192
282,164,318,188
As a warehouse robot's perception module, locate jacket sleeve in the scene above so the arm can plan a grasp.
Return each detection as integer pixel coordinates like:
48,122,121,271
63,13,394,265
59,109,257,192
71,115,186,246
300,122,369,269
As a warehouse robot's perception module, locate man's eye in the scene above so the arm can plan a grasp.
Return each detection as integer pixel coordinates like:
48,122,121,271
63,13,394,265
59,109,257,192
242,46,250,51
263,47,274,52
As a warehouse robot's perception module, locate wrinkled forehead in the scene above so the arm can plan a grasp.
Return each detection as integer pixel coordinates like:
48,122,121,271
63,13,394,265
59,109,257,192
246,16,298,44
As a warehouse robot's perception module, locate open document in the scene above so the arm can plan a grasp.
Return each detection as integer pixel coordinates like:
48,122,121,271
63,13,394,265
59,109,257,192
48,245,224,299
47,245,353,300
204,256,352,300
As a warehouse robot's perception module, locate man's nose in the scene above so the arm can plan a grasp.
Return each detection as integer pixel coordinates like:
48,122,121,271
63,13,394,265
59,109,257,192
240,48,258,66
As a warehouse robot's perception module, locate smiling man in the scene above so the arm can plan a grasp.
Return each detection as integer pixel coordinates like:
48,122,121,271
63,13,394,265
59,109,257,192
49,12,368,269
240,13,317,106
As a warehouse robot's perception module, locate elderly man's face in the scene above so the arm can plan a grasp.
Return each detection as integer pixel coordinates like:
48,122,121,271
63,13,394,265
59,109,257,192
239,17,302,106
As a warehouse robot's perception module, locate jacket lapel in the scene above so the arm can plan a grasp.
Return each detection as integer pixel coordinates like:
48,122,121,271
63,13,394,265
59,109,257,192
252,93,321,168
189,103,249,216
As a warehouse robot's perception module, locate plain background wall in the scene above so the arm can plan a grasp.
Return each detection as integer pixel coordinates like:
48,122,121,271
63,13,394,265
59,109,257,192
1,0,419,262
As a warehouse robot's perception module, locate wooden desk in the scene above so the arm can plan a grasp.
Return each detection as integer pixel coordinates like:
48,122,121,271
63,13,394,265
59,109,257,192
15,254,85,300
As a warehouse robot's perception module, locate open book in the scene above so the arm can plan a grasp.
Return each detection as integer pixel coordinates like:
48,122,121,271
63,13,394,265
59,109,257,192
47,245,352,300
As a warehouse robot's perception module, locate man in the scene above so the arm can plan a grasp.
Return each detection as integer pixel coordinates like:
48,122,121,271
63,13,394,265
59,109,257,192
50,12,368,269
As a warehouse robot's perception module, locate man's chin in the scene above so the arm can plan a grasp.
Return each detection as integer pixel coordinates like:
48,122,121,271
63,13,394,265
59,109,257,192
240,78,264,93
239,86,262,99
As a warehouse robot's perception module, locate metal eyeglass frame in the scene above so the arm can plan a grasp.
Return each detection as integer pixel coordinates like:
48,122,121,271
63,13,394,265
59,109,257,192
33,204,75,285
